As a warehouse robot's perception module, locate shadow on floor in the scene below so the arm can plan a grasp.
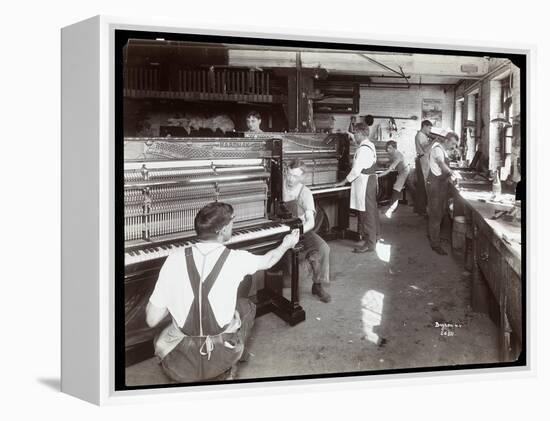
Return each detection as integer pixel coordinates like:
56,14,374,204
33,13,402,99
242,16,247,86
37,377,60,392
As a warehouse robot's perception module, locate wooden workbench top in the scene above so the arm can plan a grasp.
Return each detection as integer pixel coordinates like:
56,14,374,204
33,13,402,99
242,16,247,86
451,185,522,274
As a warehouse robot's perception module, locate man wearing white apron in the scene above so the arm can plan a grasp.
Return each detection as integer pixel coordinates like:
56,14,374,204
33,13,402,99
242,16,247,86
337,123,380,253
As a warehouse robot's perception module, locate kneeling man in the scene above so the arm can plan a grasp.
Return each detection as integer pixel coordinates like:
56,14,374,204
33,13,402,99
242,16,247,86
146,202,299,382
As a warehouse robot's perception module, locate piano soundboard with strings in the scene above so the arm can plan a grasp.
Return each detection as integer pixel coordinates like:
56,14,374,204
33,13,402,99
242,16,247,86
123,136,305,366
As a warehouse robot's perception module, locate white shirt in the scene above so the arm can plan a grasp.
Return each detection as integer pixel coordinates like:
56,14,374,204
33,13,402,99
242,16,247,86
429,143,447,176
346,139,377,211
149,242,264,329
415,131,431,155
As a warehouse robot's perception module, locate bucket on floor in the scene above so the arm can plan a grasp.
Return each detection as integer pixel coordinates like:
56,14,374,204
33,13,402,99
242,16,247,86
452,216,466,252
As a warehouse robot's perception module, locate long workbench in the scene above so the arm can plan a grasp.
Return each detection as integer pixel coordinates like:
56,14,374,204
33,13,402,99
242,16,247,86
451,184,524,363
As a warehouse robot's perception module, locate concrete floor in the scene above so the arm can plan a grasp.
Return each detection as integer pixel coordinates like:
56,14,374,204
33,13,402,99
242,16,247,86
126,204,499,386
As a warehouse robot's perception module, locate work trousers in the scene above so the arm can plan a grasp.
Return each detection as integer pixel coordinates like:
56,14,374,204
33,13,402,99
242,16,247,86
302,231,330,284
414,157,428,214
390,173,415,210
391,189,401,205
426,172,450,248
161,298,256,383
358,175,381,248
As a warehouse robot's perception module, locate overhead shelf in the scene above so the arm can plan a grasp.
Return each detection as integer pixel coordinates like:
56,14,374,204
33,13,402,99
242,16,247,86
124,89,286,103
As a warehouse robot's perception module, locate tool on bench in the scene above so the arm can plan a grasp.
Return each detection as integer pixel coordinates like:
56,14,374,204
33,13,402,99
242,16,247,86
491,209,507,220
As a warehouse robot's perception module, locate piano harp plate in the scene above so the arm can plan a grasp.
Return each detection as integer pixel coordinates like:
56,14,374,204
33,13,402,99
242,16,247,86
125,171,270,189
124,158,264,170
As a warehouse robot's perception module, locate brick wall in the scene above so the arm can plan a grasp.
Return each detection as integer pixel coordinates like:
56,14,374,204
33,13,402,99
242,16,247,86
330,85,455,166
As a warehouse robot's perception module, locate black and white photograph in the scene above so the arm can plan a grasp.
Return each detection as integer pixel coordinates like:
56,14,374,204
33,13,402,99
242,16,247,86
4,0,550,415
116,30,526,390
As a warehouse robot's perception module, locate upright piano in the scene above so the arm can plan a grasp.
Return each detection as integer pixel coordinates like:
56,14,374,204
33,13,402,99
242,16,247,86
123,136,305,366
246,132,352,237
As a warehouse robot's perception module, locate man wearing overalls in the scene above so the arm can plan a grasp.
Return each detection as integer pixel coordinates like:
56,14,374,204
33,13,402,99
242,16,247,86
145,202,300,382
426,132,459,255
282,159,332,303
337,123,380,253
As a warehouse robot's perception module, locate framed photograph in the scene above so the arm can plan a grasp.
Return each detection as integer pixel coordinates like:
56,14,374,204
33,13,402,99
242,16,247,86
61,16,529,404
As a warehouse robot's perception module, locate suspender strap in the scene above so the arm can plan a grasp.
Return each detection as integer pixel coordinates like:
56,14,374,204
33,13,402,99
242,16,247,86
181,247,232,337
202,248,231,296
200,248,232,336
182,247,201,336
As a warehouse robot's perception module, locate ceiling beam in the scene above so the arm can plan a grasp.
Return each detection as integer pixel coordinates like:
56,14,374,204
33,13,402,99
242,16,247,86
228,50,490,78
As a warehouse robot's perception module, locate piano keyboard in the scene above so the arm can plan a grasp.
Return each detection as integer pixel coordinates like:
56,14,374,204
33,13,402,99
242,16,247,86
225,223,290,244
125,223,291,265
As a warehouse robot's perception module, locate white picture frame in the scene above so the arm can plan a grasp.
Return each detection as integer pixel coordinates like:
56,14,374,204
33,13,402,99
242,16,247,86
61,15,532,405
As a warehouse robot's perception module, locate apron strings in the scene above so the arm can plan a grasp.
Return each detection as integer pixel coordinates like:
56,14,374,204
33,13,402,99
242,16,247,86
199,336,215,360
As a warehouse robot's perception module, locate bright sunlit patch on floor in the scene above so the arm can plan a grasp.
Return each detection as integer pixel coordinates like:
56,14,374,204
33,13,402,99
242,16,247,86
361,290,385,344
376,241,391,263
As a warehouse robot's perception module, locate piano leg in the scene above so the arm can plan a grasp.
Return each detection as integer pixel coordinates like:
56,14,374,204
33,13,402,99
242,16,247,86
337,194,350,239
290,248,301,314
256,247,306,326
273,247,306,326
